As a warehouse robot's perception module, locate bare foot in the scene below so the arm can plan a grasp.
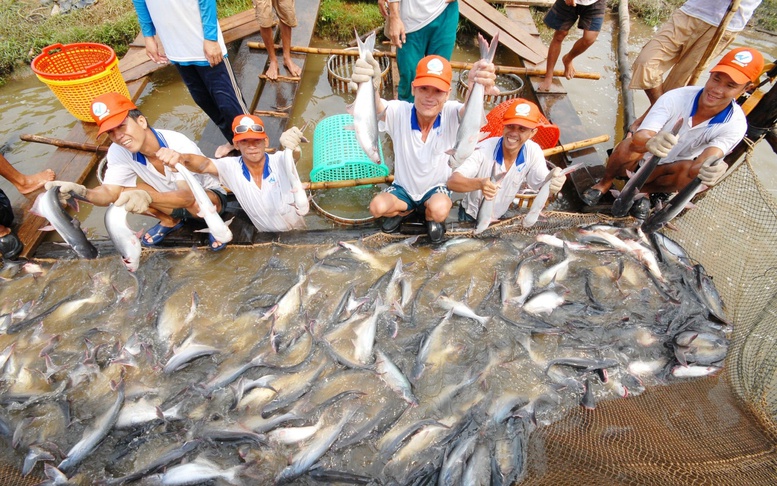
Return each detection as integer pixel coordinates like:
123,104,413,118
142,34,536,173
18,169,55,194
265,61,279,81
284,57,302,78
537,76,553,92
562,54,575,80
215,143,235,158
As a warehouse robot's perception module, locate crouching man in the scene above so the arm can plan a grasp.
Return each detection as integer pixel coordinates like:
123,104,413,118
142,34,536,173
157,115,307,232
448,99,565,224
46,92,228,250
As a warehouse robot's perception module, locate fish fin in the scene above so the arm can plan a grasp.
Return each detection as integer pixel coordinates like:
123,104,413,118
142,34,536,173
345,103,355,116
224,217,235,227
684,201,697,210
477,131,490,142
626,170,636,179
193,227,212,234
444,149,456,156
66,197,80,212
38,225,56,232
609,189,621,198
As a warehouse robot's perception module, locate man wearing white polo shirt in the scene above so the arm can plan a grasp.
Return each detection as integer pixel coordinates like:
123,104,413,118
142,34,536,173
157,114,307,233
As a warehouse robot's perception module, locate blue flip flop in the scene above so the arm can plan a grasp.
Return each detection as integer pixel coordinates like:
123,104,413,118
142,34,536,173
141,221,184,247
208,233,227,252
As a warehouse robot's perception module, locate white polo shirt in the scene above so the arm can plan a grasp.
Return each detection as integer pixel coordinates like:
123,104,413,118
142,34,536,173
455,137,549,220
639,86,747,166
381,99,462,201
213,153,305,232
103,129,221,192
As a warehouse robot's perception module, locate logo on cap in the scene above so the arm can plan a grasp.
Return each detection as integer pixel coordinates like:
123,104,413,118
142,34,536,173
237,115,254,126
92,102,109,120
426,58,444,76
515,103,531,117
733,50,754,67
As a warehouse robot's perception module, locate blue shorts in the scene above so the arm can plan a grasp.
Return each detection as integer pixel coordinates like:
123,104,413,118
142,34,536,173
170,188,228,220
383,184,452,212
544,0,605,32
458,204,476,223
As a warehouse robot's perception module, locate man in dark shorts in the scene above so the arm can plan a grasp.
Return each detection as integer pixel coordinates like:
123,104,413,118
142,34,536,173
537,0,606,92
0,189,22,261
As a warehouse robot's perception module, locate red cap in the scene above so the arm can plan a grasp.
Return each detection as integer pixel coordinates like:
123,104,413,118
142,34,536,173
91,92,137,136
412,55,453,92
232,115,268,142
709,47,764,84
502,99,542,129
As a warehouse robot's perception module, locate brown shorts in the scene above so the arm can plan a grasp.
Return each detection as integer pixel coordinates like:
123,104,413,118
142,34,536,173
252,0,298,29
630,10,737,91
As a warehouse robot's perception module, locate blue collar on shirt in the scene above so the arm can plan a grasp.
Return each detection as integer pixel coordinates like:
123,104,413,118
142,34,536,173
690,89,734,124
239,155,269,181
494,138,526,168
133,128,168,166
410,107,441,131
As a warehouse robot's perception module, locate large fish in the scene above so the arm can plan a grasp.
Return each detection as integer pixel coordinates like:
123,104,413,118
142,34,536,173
174,163,233,245
31,186,98,259
448,32,499,169
347,30,381,164
523,162,586,228
282,148,310,216
612,118,684,217
474,167,507,234
104,203,141,272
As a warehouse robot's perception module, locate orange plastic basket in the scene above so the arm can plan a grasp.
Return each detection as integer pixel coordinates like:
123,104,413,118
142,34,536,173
483,99,560,150
31,43,130,122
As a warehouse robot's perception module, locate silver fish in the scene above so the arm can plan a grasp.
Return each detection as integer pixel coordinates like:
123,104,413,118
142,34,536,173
347,31,381,164
31,186,98,259
104,204,141,272
151,455,243,485
436,294,489,326
375,348,417,405
282,148,310,216
174,163,233,245
522,290,564,316
474,167,507,234
523,162,585,228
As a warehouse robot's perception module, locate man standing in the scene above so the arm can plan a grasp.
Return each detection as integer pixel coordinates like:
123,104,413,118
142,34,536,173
581,47,764,220
448,99,565,223
253,0,303,80
537,0,606,93
157,115,307,233
380,0,459,101
46,93,228,250
352,54,496,243
132,0,249,158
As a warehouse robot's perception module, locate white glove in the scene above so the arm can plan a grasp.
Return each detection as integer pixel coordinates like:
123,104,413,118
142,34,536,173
645,131,678,158
348,52,381,92
548,167,565,196
698,158,727,186
45,181,87,205
115,190,152,214
280,127,304,152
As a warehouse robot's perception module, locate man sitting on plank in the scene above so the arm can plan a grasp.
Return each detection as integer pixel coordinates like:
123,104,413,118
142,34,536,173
46,92,229,250
447,99,565,223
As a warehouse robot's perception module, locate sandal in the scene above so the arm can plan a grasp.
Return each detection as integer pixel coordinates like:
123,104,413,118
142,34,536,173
0,231,23,261
141,221,184,247
208,233,227,252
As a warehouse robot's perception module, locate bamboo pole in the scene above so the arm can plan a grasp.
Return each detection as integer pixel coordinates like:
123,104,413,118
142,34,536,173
688,0,741,86
247,42,600,80
617,0,636,135
302,134,609,190
20,133,108,153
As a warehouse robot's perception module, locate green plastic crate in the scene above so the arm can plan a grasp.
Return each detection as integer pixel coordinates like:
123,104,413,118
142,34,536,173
310,114,389,183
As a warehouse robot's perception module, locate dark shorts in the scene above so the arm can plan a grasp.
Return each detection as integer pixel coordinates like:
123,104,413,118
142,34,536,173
544,0,606,32
0,189,13,227
383,184,452,212
170,188,228,221
458,204,476,223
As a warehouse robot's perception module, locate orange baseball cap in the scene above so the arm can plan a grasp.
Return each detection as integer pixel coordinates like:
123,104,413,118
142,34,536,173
232,114,267,142
91,92,137,136
412,55,453,92
502,99,542,129
709,47,764,84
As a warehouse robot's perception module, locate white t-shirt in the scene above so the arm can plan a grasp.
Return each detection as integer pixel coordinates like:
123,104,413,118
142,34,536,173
639,86,747,166
455,137,549,220
381,99,462,201
213,153,305,232
103,129,221,192
680,0,762,32
399,0,450,34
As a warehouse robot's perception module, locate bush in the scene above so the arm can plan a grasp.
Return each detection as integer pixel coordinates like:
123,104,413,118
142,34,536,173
317,0,385,43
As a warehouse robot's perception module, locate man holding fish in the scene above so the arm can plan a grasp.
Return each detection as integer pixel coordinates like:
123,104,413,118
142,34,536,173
580,47,764,220
156,114,309,233
447,99,566,230
45,92,229,250
352,50,497,243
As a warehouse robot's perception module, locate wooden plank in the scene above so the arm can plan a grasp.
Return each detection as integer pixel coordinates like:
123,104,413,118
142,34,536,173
459,0,547,64
486,0,554,6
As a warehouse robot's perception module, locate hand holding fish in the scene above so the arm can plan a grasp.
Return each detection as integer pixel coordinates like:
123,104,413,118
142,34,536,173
44,181,87,205
115,190,152,214
548,167,566,196
280,127,304,152
155,147,182,169
468,59,499,97
645,130,678,158
481,178,499,200
348,52,381,92
697,157,727,186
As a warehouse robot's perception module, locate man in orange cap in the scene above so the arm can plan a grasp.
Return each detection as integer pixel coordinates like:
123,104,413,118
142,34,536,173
46,92,228,249
580,47,764,220
448,99,566,224
351,53,496,243
156,115,307,232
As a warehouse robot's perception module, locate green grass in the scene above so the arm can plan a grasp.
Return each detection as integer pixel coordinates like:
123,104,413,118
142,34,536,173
317,0,385,43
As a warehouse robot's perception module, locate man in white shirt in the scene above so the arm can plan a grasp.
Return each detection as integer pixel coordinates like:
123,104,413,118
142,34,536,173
156,115,307,233
448,99,565,223
46,92,227,249
581,47,763,220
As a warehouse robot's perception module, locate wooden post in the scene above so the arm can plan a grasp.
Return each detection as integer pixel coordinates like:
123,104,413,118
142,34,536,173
617,0,635,134
688,0,741,86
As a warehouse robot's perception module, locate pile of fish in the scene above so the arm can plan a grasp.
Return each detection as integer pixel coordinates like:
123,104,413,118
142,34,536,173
0,224,730,484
